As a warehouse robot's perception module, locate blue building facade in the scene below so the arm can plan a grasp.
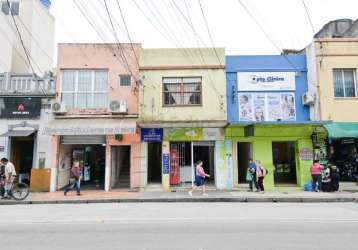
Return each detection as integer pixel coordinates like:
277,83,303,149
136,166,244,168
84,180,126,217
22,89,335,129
225,55,320,188
226,55,310,123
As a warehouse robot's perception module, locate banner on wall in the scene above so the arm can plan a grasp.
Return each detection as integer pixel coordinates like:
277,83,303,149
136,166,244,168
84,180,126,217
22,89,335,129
238,92,296,122
237,72,296,91
215,140,233,189
164,128,224,141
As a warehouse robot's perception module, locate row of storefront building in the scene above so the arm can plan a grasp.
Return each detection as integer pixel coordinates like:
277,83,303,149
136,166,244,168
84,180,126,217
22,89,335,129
1,17,358,192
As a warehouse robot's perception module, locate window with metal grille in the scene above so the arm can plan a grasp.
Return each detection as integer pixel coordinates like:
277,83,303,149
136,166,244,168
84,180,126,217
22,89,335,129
163,77,202,106
61,70,108,108
333,69,357,98
1,1,19,15
119,75,131,86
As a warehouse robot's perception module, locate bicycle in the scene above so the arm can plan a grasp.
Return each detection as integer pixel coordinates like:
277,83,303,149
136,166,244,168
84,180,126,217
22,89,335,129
1,177,29,201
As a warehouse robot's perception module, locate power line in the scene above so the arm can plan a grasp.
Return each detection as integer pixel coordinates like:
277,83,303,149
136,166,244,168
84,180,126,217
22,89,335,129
16,17,53,64
133,0,196,64
171,0,208,49
6,0,47,96
302,0,315,35
182,0,221,93
197,0,222,66
236,0,300,71
102,0,138,82
3,5,44,75
115,0,139,67
166,0,225,109
73,0,137,82
0,23,32,71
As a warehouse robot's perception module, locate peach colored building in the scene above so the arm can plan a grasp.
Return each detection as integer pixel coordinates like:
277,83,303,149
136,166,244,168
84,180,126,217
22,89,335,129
44,43,141,191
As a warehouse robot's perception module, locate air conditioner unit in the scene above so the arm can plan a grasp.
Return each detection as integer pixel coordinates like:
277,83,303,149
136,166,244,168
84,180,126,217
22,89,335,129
302,92,315,106
109,100,128,114
52,102,67,114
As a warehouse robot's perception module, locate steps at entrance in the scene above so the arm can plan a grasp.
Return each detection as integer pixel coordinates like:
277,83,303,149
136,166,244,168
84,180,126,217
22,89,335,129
145,184,163,192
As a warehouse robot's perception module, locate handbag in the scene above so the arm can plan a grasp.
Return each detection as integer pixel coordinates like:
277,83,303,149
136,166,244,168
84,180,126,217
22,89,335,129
246,171,253,181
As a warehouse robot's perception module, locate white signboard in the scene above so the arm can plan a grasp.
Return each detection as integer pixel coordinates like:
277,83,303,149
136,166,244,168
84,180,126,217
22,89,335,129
203,128,224,140
238,92,296,122
237,72,296,91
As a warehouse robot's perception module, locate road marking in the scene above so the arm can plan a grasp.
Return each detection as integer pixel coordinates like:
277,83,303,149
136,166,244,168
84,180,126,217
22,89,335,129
1,217,358,225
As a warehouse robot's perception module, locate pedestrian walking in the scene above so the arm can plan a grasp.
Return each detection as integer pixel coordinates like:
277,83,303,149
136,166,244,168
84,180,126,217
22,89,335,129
188,160,210,196
248,158,259,192
311,160,324,192
1,158,16,199
64,161,82,196
256,160,268,193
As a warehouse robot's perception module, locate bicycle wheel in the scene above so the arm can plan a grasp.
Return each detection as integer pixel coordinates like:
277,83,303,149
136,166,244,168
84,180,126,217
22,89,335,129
11,182,29,201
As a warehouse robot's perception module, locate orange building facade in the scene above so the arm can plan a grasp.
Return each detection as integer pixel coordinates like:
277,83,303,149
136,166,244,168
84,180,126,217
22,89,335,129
44,43,142,191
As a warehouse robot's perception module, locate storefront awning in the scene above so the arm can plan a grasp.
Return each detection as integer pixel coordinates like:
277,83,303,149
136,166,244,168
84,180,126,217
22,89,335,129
324,122,358,139
42,118,137,135
0,129,35,137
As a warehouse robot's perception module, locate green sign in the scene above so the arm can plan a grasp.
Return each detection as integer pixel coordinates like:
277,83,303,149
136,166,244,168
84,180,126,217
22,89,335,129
164,128,203,141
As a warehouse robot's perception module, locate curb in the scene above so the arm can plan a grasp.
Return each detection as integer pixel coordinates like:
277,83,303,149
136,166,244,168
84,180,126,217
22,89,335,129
0,197,357,205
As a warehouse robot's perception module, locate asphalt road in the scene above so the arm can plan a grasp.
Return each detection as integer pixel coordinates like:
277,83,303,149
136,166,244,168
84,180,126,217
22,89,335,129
0,203,358,250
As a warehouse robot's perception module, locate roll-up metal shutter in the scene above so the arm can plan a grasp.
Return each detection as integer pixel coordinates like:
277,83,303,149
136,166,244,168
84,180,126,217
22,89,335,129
60,135,106,145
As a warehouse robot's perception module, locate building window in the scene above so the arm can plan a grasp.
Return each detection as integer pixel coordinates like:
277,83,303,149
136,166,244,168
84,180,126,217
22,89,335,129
61,70,108,108
163,77,202,106
119,75,131,86
333,69,356,98
1,1,19,15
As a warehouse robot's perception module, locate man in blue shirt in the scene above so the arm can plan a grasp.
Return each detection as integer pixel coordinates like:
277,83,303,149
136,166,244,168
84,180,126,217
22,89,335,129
248,158,259,192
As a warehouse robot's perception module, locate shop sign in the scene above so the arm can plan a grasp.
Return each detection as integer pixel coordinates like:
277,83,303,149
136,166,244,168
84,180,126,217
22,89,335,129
163,153,170,174
141,128,163,142
237,72,296,91
341,139,355,144
203,128,224,140
0,97,41,118
164,128,203,141
299,148,313,161
238,92,296,122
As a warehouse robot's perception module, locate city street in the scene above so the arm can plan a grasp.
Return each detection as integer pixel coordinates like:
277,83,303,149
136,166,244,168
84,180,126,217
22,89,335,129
0,203,357,250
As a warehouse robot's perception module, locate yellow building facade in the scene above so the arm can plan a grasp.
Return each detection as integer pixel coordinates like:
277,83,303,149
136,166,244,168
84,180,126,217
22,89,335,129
138,48,232,191
139,48,226,122
315,38,358,121
307,18,358,182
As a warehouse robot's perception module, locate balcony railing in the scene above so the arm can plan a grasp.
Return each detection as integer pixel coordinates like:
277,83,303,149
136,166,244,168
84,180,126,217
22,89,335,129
0,73,55,96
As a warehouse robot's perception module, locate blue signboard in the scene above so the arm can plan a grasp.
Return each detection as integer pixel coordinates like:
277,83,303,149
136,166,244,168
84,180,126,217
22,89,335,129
141,128,163,142
163,153,170,174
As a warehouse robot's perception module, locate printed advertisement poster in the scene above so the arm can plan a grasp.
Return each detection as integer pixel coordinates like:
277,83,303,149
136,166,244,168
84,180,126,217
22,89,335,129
238,93,253,121
266,93,282,121
253,93,266,122
215,141,233,189
281,93,296,121
238,92,296,122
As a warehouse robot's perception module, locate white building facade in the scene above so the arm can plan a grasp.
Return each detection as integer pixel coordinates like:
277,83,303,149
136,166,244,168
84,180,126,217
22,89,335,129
0,0,54,75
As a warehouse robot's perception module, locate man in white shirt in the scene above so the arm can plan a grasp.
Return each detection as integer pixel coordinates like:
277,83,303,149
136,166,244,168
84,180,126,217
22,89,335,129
1,158,16,198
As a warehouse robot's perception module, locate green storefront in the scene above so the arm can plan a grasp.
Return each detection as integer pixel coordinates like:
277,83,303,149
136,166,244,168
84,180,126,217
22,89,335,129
225,123,324,189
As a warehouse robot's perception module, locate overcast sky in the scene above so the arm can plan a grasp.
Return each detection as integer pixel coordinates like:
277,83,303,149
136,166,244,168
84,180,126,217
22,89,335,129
51,0,358,55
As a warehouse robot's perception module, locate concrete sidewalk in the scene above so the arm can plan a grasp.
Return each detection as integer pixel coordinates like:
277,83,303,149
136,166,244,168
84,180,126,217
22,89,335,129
1,183,358,205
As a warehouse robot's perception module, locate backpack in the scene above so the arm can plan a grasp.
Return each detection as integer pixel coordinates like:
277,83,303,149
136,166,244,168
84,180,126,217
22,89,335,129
260,166,268,176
